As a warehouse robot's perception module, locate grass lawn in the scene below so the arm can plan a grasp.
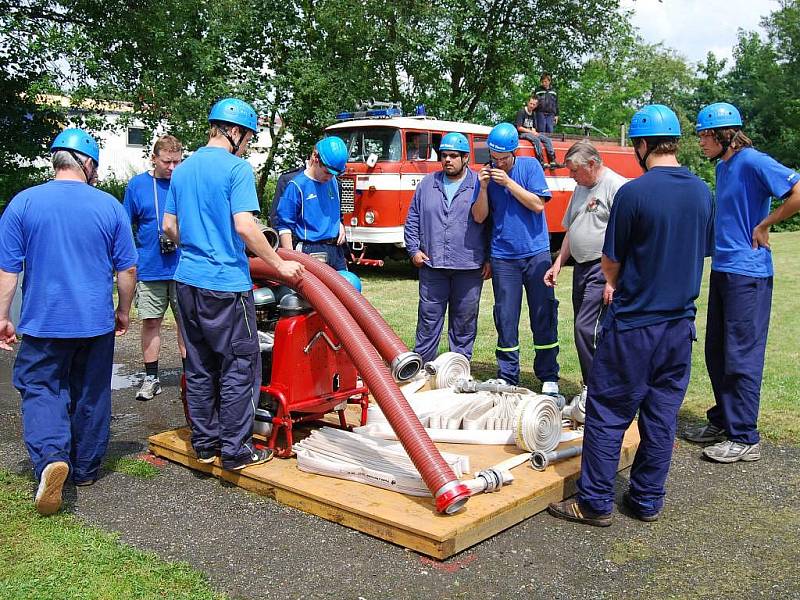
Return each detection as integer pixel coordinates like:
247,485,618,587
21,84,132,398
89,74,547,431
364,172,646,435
358,230,800,444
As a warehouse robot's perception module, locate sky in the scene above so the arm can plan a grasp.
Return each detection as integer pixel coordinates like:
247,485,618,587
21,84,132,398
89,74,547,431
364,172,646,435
621,0,779,65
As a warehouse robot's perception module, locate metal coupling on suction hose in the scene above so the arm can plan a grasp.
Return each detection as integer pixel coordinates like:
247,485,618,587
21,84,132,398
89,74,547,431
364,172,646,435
391,351,424,382
434,480,472,514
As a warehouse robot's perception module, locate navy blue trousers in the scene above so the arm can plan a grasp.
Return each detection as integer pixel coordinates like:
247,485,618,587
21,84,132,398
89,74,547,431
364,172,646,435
535,112,556,135
176,284,262,469
491,253,560,385
705,271,772,445
572,259,607,385
297,241,347,270
578,318,694,516
13,332,115,483
414,265,484,363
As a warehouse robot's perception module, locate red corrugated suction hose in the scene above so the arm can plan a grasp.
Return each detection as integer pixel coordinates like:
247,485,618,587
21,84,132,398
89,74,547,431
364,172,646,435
249,252,423,382
253,260,470,514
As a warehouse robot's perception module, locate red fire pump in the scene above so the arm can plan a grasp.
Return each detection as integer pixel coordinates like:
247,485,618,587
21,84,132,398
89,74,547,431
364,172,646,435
250,281,369,457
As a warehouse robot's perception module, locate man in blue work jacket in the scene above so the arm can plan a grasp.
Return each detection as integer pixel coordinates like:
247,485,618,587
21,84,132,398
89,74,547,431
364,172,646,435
404,132,490,363
0,128,138,515
163,98,304,471
472,122,561,394
548,105,713,526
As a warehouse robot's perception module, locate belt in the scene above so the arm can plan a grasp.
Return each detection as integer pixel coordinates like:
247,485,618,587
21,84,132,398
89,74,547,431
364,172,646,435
298,237,339,246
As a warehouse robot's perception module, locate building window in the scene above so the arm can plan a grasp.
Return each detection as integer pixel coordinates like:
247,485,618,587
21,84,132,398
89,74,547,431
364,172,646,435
127,127,145,147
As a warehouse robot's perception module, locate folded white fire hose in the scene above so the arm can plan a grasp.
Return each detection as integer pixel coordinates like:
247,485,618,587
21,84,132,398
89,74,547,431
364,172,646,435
293,427,469,497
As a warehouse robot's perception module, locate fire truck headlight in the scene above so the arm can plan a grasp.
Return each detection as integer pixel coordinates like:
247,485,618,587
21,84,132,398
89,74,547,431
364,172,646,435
364,210,376,225
350,217,358,226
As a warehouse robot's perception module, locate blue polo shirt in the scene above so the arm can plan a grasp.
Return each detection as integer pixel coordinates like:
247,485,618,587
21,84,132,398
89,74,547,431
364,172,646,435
164,147,259,292
274,172,340,242
123,172,180,281
603,166,713,330
713,147,800,278
486,157,552,258
0,180,137,337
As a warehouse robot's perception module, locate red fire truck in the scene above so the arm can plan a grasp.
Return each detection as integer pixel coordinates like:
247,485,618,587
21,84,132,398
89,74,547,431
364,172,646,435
326,107,641,266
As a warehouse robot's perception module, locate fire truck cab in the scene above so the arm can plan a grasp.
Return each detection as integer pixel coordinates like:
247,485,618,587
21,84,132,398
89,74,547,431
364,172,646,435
325,107,640,266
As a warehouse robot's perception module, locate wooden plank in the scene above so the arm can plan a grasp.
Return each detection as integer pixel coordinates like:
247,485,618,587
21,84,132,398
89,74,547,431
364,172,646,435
148,425,640,560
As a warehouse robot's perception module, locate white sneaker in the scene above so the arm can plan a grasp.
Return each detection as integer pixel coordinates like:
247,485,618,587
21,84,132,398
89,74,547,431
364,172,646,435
136,376,162,401
35,461,69,516
541,381,559,396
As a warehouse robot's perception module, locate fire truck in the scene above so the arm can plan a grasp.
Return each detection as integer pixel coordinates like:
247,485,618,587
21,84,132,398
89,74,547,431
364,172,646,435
325,105,641,266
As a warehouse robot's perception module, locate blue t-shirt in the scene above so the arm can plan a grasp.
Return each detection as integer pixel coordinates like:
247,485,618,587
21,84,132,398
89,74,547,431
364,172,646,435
274,172,341,242
443,177,462,208
603,166,713,330
0,180,137,337
712,147,800,278
164,147,260,292
123,171,180,281
486,157,552,258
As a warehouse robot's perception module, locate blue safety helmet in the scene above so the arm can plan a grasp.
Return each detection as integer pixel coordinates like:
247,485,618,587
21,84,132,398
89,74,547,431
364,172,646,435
50,128,100,164
487,122,519,153
316,136,348,175
695,102,742,132
208,98,258,132
629,104,681,138
439,132,470,154
338,269,362,293
628,104,681,138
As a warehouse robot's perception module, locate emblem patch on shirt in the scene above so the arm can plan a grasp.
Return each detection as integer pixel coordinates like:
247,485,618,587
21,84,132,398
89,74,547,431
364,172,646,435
587,197,598,212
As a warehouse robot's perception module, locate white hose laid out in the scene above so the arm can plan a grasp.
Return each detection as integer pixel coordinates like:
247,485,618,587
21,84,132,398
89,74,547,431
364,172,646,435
428,397,494,430
462,393,522,431
424,352,471,390
293,427,469,497
513,395,562,453
354,423,517,445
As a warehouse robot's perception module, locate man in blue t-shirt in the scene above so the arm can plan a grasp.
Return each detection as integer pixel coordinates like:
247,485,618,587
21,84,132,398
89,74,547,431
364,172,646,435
275,136,349,270
163,98,303,471
685,102,800,463
123,135,185,401
472,122,560,394
548,105,713,526
0,128,138,515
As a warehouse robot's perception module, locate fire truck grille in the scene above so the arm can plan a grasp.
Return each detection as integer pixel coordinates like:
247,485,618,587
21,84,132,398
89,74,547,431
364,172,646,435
339,177,355,213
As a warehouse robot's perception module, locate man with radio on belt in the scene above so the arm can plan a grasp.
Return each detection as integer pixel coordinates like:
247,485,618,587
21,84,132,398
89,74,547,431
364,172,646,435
275,136,350,270
123,135,186,401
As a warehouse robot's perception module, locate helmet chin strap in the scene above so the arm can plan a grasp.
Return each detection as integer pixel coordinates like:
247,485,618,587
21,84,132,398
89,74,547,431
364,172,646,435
710,130,731,161
68,150,92,183
219,126,245,155
634,142,655,172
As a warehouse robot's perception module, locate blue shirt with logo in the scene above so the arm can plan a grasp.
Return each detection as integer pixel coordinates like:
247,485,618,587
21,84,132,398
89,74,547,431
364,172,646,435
486,157,552,258
274,172,340,242
164,147,259,292
123,172,180,281
0,180,137,337
712,147,800,278
603,166,713,330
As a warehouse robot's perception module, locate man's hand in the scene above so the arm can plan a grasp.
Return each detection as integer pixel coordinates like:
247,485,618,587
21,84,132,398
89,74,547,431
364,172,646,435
411,251,429,267
603,282,615,305
752,223,771,250
481,262,492,280
490,168,510,187
0,319,17,351
277,259,304,281
114,310,129,336
337,222,346,245
478,165,492,188
543,264,560,287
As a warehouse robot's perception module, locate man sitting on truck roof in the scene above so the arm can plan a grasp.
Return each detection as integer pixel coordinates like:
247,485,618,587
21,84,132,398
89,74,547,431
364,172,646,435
515,96,556,169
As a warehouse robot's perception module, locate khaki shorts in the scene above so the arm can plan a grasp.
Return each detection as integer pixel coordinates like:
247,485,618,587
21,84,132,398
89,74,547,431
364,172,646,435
135,280,179,320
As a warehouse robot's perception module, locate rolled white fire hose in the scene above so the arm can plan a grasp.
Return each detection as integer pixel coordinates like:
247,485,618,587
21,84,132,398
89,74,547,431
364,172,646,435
424,352,471,390
513,395,562,453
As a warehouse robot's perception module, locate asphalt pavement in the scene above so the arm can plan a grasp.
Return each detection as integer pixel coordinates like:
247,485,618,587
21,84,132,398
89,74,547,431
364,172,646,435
1,323,798,600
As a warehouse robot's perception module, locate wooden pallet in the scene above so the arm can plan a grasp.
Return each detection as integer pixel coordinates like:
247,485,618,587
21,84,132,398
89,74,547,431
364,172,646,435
148,425,640,560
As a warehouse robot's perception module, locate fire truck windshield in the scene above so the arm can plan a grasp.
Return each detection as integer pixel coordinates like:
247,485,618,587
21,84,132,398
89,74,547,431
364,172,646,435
329,127,402,163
